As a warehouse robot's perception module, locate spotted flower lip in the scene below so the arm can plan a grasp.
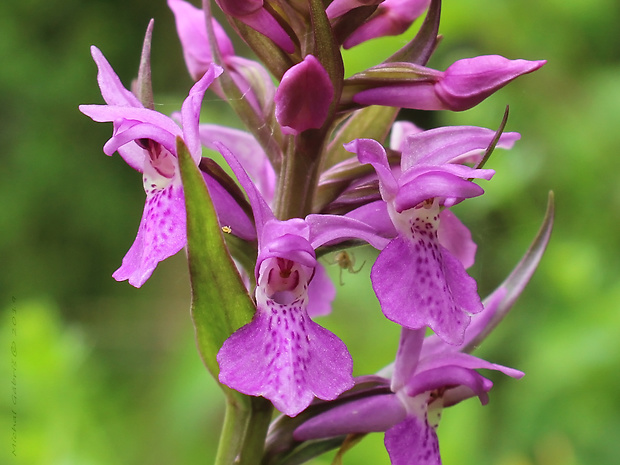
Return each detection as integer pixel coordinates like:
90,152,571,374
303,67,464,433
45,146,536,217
79,46,222,287
345,126,519,344
294,325,523,464
214,142,390,416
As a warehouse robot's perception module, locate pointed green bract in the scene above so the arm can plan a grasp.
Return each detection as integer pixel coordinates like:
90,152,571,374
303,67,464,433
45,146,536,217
176,137,255,380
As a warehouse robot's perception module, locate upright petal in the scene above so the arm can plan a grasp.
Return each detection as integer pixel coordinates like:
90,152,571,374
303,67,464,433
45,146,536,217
181,63,223,161
90,46,142,108
168,0,235,80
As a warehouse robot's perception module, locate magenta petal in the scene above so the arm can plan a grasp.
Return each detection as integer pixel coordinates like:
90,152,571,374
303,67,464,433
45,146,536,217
343,0,430,49
306,263,336,318
405,365,491,405
385,414,441,465
345,201,397,239
294,394,406,440
394,171,485,212
437,210,476,269
216,0,263,17
436,55,546,110
390,120,424,152
168,0,235,80
275,55,334,134
90,46,142,107
200,124,276,204
202,172,256,240
217,297,354,416
392,328,425,392
233,7,295,53
345,138,399,197
306,213,390,250
326,0,382,19
112,182,186,287
401,125,521,170
216,142,275,240
181,64,223,160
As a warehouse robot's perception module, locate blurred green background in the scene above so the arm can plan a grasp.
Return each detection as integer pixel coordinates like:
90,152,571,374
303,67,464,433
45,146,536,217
1,0,619,463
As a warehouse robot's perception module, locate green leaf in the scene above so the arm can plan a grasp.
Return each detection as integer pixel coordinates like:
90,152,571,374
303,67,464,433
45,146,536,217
177,137,255,380
463,191,555,353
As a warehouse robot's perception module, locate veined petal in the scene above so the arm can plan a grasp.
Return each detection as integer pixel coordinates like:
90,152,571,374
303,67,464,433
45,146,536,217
112,181,186,287
217,286,353,416
371,210,482,345
101,121,178,158
306,213,391,250
345,200,397,239
79,105,183,143
385,413,441,465
401,126,520,170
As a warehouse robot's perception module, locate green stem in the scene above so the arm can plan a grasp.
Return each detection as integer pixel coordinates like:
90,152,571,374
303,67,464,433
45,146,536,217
215,394,251,465
215,394,273,465
239,398,274,465
274,130,324,220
